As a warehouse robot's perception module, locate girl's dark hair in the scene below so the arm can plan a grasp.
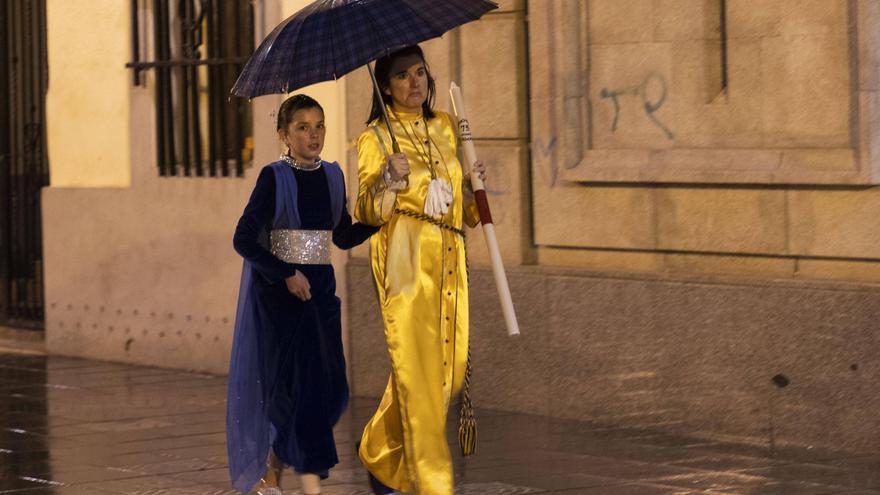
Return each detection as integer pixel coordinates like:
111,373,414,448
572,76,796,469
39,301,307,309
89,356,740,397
277,94,323,131
367,45,436,124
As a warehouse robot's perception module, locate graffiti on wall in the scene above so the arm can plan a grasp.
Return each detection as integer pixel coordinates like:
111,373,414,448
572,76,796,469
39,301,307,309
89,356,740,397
599,73,674,140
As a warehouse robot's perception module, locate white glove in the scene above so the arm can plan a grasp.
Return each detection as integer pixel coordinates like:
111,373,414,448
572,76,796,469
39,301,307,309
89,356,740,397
424,178,453,219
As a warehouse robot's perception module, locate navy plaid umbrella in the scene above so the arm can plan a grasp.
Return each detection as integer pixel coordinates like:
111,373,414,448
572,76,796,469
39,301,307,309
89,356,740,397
231,0,498,98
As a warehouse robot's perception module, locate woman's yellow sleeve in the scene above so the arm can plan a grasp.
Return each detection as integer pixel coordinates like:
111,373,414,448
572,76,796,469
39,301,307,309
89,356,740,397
355,127,397,226
462,181,480,228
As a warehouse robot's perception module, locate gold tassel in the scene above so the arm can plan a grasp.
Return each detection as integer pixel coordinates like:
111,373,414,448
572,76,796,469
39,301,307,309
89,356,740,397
458,239,477,456
458,347,477,456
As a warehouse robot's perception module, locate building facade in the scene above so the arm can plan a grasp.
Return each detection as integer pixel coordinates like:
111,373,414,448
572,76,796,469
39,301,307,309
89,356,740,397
37,0,880,453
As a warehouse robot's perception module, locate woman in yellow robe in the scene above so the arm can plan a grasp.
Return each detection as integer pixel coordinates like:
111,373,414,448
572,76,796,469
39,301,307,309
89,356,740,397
354,45,485,495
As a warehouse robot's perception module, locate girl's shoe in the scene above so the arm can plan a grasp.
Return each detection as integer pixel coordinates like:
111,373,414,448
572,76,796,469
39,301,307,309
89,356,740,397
300,472,322,495
257,450,284,495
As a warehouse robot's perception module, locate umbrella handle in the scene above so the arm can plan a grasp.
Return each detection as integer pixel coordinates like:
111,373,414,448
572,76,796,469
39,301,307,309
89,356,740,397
367,63,401,154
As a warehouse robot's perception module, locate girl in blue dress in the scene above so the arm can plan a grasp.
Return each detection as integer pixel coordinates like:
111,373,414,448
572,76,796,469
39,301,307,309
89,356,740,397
226,94,377,495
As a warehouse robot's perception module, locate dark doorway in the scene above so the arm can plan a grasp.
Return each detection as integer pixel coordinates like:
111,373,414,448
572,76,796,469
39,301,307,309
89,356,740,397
0,0,49,330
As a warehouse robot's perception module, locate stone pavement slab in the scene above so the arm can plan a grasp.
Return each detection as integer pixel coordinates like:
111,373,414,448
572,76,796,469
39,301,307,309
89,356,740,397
1,352,879,495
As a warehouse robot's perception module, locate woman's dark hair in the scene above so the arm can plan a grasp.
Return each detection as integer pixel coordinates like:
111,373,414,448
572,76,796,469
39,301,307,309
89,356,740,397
277,94,324,131
367,45,436,124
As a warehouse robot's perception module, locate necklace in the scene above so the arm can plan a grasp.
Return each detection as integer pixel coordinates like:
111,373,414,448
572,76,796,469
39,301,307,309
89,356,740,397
390,109,447,181
280,154,322,171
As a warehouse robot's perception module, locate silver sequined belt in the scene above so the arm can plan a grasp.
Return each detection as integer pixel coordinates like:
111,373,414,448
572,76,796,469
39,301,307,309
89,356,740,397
270,229,332,265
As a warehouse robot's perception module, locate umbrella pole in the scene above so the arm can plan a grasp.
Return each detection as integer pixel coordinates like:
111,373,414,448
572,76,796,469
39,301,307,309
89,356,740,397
367,62,401,153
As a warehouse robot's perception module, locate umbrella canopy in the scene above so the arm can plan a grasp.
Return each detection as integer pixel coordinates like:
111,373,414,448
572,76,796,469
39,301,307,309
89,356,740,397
231,0,498,98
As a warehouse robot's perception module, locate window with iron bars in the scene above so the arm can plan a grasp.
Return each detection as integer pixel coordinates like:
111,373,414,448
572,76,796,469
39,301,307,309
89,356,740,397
127,0,255,177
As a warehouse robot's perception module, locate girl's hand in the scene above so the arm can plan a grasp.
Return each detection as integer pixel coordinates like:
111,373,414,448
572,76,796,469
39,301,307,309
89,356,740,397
285,271,311,301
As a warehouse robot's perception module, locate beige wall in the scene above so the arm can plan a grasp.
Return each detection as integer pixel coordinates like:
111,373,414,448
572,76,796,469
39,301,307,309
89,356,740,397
45,0,131,188
42,0,349,373
529,0,880,284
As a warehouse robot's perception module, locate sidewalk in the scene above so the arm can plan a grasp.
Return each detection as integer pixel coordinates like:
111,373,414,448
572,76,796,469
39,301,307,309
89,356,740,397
1,350,879,494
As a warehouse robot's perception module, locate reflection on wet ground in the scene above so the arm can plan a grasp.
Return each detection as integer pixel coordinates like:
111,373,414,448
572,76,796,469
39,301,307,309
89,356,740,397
1,351,879,494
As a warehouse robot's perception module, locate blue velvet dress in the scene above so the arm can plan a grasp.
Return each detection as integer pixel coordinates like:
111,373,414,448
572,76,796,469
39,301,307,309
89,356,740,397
226,160,377,493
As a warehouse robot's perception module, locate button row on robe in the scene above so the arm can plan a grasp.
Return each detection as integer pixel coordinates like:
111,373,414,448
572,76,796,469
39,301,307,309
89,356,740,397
441,236,459,388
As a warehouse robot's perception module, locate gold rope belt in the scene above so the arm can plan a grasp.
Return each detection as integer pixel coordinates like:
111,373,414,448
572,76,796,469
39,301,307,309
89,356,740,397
393,208,465,237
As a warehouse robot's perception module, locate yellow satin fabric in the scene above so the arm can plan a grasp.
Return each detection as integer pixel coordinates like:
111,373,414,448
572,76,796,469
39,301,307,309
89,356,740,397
355,108,478,495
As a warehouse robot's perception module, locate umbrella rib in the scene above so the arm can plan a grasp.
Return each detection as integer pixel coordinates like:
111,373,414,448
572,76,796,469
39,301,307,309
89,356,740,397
240,1,319,95
346,0,385,75
288,0,332,90
362,0,409,60
400,0,446,35
233,0,498,98
330,0,358,79
322,0,345,83
325,0,346,80
232,8,302,96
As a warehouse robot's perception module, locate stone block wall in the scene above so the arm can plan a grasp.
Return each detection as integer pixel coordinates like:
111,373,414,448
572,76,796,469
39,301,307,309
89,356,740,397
348,259,880,452
344,0,880,453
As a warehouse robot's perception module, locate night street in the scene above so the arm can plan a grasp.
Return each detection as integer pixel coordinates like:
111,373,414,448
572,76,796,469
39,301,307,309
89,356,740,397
2,349,880,495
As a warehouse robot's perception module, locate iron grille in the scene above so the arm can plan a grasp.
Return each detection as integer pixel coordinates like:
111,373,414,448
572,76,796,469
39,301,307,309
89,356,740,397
0,0,49,329
127,0,255,177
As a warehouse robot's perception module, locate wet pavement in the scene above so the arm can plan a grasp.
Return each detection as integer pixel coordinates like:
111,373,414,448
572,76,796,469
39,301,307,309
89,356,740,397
1,350,880,495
